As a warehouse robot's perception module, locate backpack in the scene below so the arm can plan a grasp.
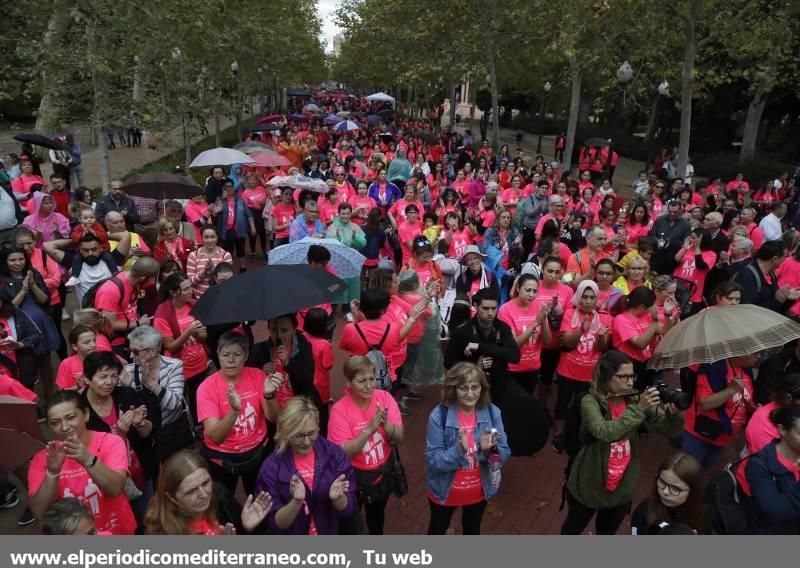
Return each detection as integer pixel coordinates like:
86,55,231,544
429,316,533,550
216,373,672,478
731,263,762,296
354,323,392,391
559,390,603,511
704,457,750,535
81,275,125,310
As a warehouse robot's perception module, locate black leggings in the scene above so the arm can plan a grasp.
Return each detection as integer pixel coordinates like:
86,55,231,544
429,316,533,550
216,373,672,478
539,349,561,385
428,499,487,535
560,490,630,535
248,208,267,254
509,371,539,395
554,375,591,420
339,495,389,535
183,369,209,425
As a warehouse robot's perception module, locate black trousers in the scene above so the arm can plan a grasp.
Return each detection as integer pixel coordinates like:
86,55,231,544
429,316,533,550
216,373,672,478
338,495,389,535
560,490,630,535
427,499,487,535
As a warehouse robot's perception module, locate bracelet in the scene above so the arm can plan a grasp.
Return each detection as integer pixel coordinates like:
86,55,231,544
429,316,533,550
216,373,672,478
85,455,98,469
264,392,276,400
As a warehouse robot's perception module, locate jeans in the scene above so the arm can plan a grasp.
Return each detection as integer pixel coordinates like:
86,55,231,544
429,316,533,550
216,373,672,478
560,490,630,535
681,432,724,471
428,499,487,535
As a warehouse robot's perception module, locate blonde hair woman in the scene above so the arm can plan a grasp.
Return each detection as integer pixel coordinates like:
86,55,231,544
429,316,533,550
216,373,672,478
255,397,355,535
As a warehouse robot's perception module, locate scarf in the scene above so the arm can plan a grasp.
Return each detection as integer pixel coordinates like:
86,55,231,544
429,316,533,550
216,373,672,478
570,280,601,331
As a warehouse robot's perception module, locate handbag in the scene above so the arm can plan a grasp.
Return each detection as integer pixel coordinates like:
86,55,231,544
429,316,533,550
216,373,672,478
135,367,195,461
201,440,267,476
388,444,408,498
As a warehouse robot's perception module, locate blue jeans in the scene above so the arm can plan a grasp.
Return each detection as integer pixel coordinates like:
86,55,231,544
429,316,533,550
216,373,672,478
682,432,724,470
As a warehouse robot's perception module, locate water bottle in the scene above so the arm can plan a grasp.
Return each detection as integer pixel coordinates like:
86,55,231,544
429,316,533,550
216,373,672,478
487,428,502,493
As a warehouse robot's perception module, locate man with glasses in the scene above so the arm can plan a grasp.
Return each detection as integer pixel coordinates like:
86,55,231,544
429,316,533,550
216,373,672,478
444,288,520,402
702,211,731,301
565,226,609,287
649,200,690,275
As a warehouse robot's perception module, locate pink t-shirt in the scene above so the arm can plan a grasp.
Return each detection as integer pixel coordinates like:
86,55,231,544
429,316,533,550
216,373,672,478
625,223,650,245
777,257,800,317
398,220,423,265
293,450,318,535
497,300,544,372
448,228,473,259
185,201,209,242
94,276,138,347
305,334,333,402
500,188,521,218
686,367,753,447
745,401,779,455
444,410,483,506
242,187,267,210
28,431,136,535
339,320,402,380
389,200,425,224
557,309,613,381
673,250,717,302
56,355,85,390
605,400,632,492
188,517,223,535
612,311,653,362
349,195,377,226
272,203,297,239
531,283,573,350
197,368,269,454
319,201,339,225
153,304,209,378
328,389,402,470
96,334,112,353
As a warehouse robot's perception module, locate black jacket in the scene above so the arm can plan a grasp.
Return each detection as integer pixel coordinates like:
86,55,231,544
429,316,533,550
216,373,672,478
0,306,42,386
247,331,321,408
82,386,162,481
444,317,520,400
744,441,800,534
732,260,788,312
755,344,800,404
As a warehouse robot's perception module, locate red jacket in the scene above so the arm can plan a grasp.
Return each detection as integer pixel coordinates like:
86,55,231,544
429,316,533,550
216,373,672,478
153,237,195,271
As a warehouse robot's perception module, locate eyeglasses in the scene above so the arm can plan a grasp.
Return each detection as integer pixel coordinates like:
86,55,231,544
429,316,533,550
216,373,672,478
290,429,319,443
130,347,155,357
613,373,636,382
656,475,689,496
456,385,482,394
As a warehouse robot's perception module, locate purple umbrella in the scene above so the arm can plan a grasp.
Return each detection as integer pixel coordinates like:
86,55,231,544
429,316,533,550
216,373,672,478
288,114,309,122
323,114,341,124
256,114,284,125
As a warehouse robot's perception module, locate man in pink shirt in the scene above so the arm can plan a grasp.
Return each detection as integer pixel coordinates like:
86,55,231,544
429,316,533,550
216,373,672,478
535,195,566,239
397,204,423,265
739,207,764,251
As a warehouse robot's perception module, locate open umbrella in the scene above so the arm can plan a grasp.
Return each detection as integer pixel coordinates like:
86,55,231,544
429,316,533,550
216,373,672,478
233,141,271,154
583,137,611,148
648,304,800,371
122,173,202,200
0,395,46,473
268,237,366,279
189,147,255,168
378,132,394,143
190,265,346,325
256,114,283,125
250,151,291,168
13,133,63,150
287,114,309,122
302,103,322,114
377,109,394,118
266,174,329,193
366,114,381,125
249,122,282,133
323,114,341,124
333,120,362,133
335,111,352,118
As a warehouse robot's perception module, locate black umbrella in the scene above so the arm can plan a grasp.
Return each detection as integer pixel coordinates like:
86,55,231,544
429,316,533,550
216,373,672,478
377,109,394,118
583,137,610,148
190,265,346,325
122,173,202,200
13,133,63,150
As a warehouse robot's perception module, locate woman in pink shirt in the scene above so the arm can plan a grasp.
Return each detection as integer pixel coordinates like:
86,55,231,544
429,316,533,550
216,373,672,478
611,287,661,391
452,170,470,208
673,229,717,313
241,175,268,259
11,157,44,213
746,373,800,456
552,281,612,452
185,193,211,244
197,332,281,494
625,201,651,250
349,181,377,227
497,274,552,395
272,187,297,247
28,391,137,534
648,182,666,219
328,356,404,535
500,174,524,219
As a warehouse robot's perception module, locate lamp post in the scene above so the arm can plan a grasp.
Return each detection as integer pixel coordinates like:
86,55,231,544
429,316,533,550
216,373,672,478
536,81,552,154
231,60,241,141
645,80,670,169
257,67,263,113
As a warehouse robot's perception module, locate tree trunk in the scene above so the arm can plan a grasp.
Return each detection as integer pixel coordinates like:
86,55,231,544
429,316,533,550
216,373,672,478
182,113,191,170
34,11,70,134
643,94,662,169
740,86,769,162
449,79,457,128
677,0,699,182
86,19,110,193
214,97,221,147
562,58,582,173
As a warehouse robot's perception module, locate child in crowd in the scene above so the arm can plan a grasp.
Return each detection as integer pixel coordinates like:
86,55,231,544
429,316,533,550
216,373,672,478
70,206,109,252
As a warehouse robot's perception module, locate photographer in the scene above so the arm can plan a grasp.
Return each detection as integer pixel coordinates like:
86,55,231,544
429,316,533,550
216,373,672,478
561,350,683,535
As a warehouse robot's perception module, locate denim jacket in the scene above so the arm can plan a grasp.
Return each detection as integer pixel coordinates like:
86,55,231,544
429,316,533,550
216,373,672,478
425,403,511,504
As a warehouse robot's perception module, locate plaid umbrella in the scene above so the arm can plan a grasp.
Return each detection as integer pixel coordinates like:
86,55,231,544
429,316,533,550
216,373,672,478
648,304,800,370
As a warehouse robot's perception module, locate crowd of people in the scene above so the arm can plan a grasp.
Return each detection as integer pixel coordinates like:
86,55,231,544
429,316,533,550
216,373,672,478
1,89,800,537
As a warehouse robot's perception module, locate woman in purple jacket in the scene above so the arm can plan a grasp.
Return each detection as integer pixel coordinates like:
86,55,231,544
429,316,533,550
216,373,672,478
255,397,355,535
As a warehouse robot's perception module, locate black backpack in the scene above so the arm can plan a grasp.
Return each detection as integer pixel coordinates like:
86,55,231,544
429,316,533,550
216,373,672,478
559,390,603,511
704,457,750,535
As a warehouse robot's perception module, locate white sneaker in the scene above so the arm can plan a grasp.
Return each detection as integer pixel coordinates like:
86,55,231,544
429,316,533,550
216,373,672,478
65,276,80,287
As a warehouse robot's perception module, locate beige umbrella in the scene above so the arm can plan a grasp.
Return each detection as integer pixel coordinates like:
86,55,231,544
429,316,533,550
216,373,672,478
648,304,800,370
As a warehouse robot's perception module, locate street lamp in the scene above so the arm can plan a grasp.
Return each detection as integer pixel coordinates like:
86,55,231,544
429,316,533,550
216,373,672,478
536,81,552,154
657,80,670,96
231,61,241,141
645,80,670,169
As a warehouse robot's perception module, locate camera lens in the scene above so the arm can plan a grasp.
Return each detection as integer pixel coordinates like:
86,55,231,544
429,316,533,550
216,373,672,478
654,382,691,411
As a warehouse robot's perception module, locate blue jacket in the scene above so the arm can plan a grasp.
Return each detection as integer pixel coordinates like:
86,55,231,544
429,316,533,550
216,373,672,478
255,436,356,535
368,182,402,210
289,213,326,242
744,441,800,534
425,403,511,504
215,195,253,238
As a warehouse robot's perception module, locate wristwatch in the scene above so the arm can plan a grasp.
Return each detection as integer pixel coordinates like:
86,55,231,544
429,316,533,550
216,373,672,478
85,455,98,469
